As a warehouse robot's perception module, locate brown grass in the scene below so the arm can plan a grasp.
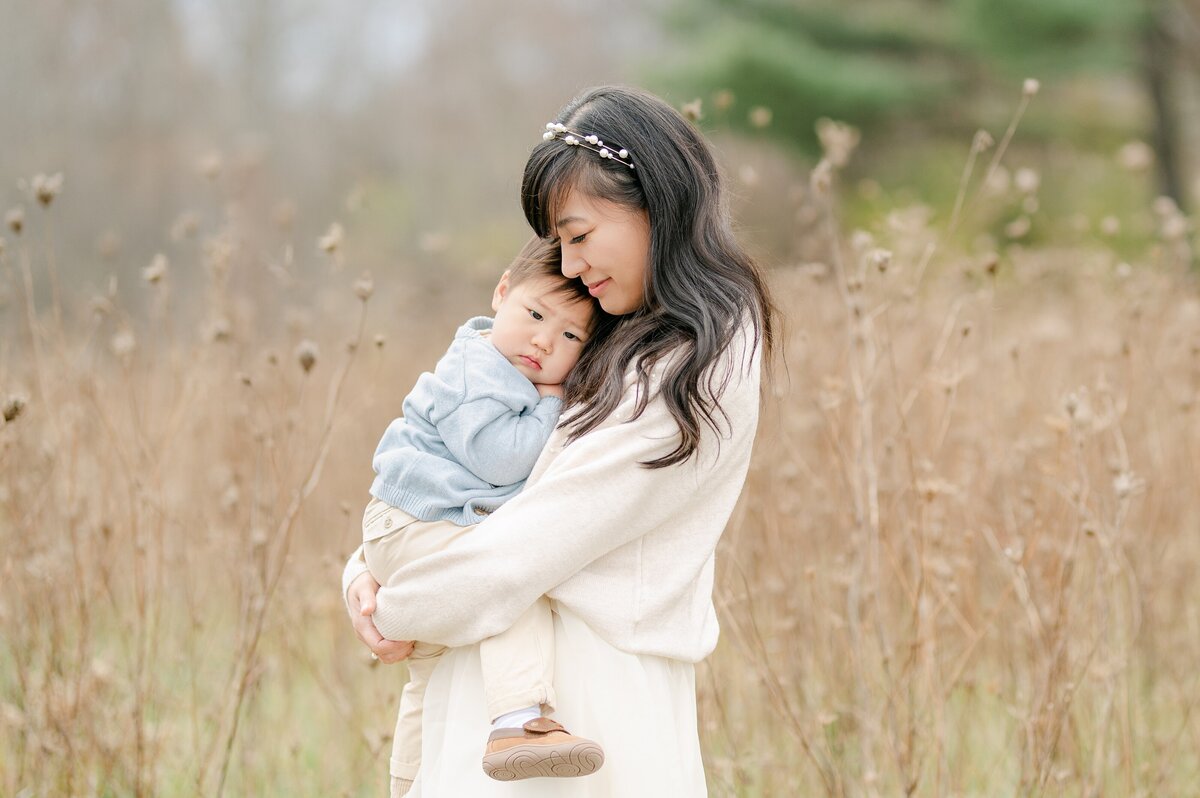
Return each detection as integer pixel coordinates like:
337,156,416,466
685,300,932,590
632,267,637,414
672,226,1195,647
2,135,1199,797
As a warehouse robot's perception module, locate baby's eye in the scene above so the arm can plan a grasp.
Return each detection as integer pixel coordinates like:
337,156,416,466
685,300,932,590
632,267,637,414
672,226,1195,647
563,331,580,341
529,309,544,321
570,233,588,245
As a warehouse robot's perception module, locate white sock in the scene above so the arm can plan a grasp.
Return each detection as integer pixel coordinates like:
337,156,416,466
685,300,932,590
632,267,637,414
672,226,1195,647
492,705,541,731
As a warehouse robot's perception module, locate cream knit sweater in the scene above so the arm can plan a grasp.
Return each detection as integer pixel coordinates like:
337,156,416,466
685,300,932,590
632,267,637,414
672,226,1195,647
342,323,762,663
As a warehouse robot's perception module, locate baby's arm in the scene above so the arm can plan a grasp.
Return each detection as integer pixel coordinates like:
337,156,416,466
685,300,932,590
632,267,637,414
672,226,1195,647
434,394,560,486
424,336,562,486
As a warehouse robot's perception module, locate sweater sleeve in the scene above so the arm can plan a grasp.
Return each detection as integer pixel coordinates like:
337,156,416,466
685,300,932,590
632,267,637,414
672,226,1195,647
435,395,562,487
368,345,757,647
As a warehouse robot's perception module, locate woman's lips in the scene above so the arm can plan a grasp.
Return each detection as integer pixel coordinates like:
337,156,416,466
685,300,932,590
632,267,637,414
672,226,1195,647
519,355,541,369
588,278,611,297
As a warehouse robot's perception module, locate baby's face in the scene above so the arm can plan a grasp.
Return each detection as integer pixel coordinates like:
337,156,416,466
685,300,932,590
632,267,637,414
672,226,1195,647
489,274,595,387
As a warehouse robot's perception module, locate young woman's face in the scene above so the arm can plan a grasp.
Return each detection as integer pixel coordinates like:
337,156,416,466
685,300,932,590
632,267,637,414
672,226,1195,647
554,190,651,316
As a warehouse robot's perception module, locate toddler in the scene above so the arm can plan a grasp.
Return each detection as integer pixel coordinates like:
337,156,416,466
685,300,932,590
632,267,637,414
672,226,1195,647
358,236,604,796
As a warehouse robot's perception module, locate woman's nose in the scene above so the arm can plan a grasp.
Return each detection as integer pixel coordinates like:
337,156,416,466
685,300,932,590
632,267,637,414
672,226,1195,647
560,247,587,279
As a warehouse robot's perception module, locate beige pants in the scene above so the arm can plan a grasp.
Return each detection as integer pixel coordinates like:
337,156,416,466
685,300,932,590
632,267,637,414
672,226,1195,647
362,498,556,783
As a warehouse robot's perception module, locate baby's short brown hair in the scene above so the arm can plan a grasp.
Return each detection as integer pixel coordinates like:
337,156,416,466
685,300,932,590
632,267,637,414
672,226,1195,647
507,235,595,307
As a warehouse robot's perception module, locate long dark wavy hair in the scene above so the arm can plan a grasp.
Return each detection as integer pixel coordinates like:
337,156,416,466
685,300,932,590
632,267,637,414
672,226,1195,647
523,85,777,467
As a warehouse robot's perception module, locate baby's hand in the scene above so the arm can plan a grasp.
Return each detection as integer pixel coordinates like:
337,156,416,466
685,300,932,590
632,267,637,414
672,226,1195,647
535,383,564,400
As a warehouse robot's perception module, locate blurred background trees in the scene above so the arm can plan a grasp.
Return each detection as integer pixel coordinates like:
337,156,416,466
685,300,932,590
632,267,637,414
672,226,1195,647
0,0,1197,311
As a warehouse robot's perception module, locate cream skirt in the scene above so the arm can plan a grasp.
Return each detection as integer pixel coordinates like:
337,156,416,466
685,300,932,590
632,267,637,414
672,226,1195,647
408,604,707,797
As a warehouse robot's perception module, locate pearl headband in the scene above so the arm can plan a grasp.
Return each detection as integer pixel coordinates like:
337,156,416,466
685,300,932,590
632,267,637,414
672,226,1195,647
542,122,635,170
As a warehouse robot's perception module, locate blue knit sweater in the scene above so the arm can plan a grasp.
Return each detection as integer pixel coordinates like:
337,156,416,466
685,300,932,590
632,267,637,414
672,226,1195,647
369,316,563,529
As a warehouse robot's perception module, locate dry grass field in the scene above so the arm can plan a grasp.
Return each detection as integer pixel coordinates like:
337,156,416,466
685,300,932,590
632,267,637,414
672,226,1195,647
2,128,1199,797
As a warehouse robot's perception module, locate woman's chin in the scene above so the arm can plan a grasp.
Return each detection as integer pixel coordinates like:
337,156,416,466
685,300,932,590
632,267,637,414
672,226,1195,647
599,293,640,316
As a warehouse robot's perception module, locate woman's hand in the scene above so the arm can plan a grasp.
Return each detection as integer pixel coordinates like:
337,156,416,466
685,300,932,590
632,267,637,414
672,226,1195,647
347,571,415,664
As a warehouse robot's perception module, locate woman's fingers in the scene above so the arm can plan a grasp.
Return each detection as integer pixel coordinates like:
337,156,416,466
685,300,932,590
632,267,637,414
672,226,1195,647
349,599,415,664
345,570,414,663
375,638,416,664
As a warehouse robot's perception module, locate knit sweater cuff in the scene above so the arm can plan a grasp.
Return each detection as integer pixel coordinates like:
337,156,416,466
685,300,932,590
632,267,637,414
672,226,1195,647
371,593,410,642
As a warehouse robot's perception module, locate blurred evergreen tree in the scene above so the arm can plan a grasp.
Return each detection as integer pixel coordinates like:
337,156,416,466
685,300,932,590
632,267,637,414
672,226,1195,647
657,0,1192,209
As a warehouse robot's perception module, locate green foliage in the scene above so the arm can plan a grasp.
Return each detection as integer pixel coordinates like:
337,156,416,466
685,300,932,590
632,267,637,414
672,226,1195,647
954,0,1145,75
657,0,1151,153
657,2,962,154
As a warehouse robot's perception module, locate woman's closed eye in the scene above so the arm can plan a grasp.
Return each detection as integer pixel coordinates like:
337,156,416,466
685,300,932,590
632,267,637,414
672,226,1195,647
569,232,588,245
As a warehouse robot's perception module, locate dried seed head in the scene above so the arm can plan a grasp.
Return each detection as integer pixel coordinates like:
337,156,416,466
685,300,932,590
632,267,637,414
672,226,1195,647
738,165,759,187
250,527,269,549
1115,262,1132,279
1112,471,1143,499
816,118,860,168
1005,216,1031,239
867,248,892,273
1099,216,1120,237
199,152,223,180
680,98,703,122
31,173,64,207
142,254,168,284
89,295,114,317
972,129,995,152
111,330,136,358
273,200,297,231
810,159,833,196
295,339,318,373
170,212,200,242
712,89,735,112
5,208,24,235
353,272,374,301
318,222,344,254
1152,196,1177,217
1116,140,1153,172
205,317,232,343
96,230,122,261
1022,78,1040,97
2,395,26,423
1014,168,1040,195
748,106,772,128
850,229,874,253
982,252,1000,275
1161,214,1188,242
374,333,386,349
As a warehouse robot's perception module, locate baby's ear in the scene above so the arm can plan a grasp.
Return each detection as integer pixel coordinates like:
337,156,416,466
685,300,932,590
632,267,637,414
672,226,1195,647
491,270,512,313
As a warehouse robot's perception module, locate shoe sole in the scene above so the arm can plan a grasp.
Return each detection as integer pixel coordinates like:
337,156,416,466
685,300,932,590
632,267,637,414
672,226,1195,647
482,740,605,781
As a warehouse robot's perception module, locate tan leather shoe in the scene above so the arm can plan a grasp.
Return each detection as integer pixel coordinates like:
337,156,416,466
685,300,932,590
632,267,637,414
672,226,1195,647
482,717,604,781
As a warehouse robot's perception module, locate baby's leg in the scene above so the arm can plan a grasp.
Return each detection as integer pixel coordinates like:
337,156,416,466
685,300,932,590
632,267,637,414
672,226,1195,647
388,645,445,791
361,501,463,790
479,597,604,781
479,595,557,723
362,500,474,587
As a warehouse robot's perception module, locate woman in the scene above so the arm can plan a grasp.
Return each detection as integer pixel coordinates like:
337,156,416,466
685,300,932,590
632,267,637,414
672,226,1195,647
345,85,776,796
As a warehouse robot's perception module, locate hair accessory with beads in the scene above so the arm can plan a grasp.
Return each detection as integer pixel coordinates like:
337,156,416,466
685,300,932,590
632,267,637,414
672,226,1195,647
542,122,635,169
